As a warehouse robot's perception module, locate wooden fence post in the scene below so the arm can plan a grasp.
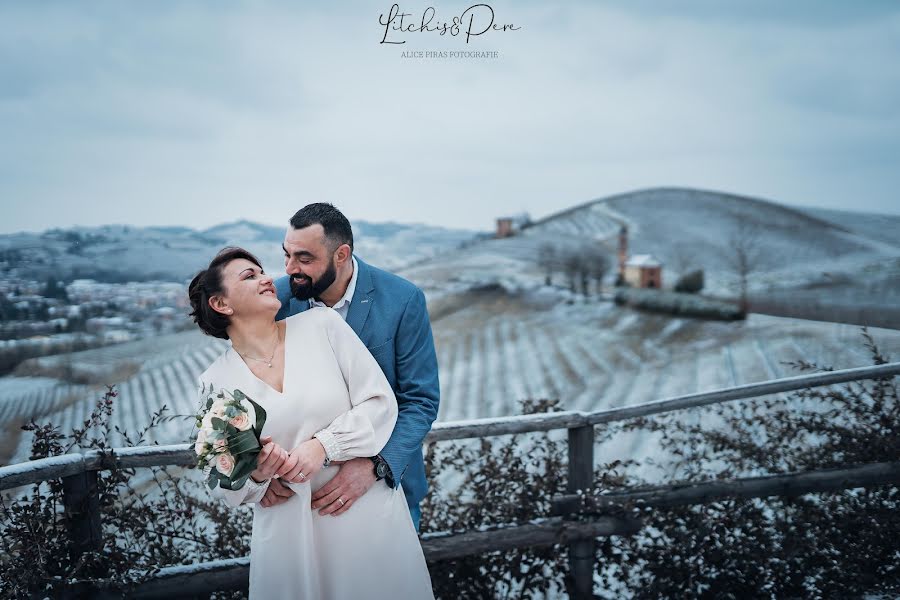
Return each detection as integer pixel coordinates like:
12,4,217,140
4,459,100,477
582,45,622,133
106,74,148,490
61,469,104,574
567,425,595,599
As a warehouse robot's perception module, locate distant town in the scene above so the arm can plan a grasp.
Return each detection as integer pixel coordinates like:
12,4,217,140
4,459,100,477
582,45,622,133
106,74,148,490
0,277,190,374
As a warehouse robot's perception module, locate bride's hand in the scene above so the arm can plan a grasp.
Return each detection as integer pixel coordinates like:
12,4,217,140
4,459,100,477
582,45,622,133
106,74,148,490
278,438,327,483
250,436,288,483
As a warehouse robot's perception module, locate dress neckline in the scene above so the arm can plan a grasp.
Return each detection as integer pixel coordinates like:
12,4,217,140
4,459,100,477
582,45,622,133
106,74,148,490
228,319,289,397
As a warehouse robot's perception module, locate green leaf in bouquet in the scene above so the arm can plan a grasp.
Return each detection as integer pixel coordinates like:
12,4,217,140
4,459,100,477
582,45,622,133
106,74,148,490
208,466,236,491
244,396,267,437
230,472,252,490
206,469,222,490
217,470,254,491
230,455,256,481
211,417,226,431
228,429,261,455
233,389,247,401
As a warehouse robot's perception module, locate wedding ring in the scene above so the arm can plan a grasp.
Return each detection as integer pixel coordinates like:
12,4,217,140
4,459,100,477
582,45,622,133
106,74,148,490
298,472,306,480
338,497,345,506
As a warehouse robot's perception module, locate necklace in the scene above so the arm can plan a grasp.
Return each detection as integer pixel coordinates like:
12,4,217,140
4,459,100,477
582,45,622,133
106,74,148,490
234,326,281,368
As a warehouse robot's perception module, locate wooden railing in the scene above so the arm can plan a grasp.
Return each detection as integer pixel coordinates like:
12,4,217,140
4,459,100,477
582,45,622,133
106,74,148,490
2,362,899,599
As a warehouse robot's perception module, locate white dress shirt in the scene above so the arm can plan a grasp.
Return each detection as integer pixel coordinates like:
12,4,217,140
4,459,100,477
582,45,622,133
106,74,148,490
308,256,358,321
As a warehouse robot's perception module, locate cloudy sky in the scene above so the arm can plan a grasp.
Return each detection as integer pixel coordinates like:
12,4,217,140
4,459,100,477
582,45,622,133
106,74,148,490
1,0,898,234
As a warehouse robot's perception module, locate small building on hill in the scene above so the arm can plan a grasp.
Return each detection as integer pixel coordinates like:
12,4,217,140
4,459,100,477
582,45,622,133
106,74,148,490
496,218,514,238
624,254,663,288
495,213,532,238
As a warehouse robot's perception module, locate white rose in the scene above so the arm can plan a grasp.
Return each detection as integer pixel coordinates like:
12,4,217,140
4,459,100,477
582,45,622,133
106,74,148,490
201,412,214,431
194,429,208,455
229,413,251,431
216,453,235,477
210,400,227,418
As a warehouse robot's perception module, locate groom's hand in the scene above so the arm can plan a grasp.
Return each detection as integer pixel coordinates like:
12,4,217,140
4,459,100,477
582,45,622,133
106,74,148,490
311,457,377,517
260,478,295,508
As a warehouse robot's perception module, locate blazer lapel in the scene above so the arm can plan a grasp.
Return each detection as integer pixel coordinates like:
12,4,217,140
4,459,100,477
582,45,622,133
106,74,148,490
346,257,375,335
291,296,310,314
275,275,310,321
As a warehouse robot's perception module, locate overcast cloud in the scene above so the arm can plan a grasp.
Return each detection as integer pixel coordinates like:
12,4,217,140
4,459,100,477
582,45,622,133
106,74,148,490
1,0,898,234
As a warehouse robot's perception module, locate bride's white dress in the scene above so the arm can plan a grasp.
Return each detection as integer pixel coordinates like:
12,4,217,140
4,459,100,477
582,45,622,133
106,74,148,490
198,307,434,599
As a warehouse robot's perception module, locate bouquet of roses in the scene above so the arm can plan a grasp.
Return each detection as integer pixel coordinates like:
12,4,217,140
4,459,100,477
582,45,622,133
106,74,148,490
193,385,268,491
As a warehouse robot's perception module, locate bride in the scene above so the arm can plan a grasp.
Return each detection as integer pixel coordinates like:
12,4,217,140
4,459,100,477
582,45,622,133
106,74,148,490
188,246,434,599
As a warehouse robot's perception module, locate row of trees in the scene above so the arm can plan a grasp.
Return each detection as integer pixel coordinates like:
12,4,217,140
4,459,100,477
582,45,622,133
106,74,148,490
537,243,704,297
538,243,611,296
536,217,767,306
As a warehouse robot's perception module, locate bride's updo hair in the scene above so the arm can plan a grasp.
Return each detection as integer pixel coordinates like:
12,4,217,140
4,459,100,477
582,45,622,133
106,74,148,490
188,247,263,340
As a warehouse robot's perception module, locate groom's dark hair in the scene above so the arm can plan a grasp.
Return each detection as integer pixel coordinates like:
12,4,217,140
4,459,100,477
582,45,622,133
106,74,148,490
289,203,354,253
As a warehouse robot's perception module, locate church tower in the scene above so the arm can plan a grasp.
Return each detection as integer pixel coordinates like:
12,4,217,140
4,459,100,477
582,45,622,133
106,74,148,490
617,225,628,279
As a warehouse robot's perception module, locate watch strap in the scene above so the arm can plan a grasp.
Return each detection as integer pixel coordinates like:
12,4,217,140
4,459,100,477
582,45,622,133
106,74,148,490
370,454,395,487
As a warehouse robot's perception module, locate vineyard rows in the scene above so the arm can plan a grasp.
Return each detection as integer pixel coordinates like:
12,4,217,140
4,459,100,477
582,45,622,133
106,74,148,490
3,298,899,477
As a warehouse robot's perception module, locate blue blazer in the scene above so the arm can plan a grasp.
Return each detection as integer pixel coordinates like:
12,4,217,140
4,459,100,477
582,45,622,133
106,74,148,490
274,257,440,525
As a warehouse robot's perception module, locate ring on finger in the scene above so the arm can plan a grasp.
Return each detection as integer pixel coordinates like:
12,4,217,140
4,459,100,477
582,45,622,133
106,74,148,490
298,472,306,480
338,497,345,507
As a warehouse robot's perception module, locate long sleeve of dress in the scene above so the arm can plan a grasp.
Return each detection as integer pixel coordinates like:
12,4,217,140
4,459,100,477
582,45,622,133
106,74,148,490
313,309,398,462
209,475,271,508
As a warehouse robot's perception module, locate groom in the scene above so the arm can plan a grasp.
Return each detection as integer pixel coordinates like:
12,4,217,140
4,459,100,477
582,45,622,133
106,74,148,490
262,202,440,530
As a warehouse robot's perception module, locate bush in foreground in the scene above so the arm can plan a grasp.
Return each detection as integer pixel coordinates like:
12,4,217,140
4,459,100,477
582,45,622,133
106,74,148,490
0,329,896,598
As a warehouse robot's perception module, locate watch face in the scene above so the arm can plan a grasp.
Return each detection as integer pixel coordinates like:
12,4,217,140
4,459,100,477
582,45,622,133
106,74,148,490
376,461,388,478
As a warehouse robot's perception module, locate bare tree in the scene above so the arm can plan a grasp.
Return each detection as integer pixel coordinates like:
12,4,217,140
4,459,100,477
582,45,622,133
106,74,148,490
562,251,582,294
724,219,765,314
587,249,612,296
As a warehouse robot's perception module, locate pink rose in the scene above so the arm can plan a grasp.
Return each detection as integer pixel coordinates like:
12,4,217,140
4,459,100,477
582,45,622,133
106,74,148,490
229,413,251,431
216,453,235,477
213,438,227,451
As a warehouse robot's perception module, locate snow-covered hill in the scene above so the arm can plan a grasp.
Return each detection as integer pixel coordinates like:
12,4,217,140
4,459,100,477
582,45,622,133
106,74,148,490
401,187,900,303
789,205,900,249
0,219,478,283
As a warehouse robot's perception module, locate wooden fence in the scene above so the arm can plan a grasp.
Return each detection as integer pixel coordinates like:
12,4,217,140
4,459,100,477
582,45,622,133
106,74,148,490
2,362,899,599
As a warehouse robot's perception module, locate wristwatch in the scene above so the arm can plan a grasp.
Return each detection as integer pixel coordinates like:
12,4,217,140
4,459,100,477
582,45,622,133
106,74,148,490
369,454,395,488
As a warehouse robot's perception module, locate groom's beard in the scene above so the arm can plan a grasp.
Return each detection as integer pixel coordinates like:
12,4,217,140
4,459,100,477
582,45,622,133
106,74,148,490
290,259,338,301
